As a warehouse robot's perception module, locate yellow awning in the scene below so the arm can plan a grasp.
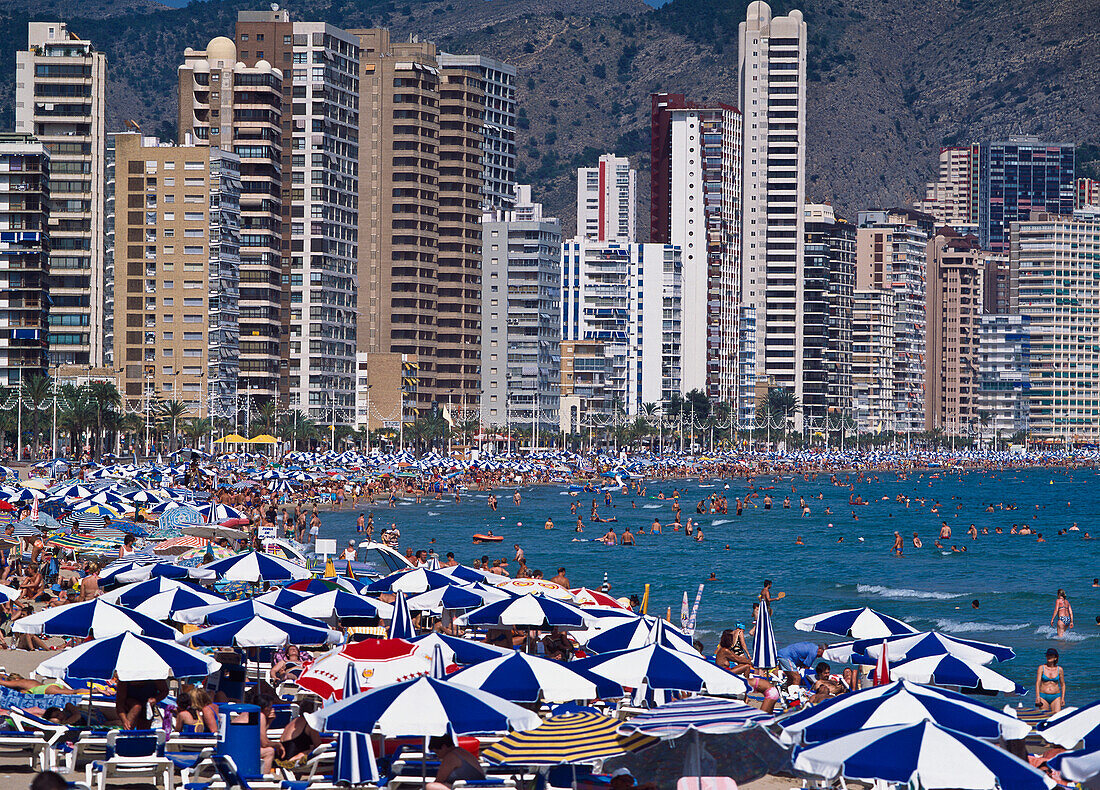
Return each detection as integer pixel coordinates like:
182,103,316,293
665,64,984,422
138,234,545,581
215,434,248,443
248,434,279,444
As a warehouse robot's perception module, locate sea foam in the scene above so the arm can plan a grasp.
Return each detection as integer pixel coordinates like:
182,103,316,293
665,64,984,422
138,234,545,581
933,618,1030,634
857,584,968,601
1035,625,1092,642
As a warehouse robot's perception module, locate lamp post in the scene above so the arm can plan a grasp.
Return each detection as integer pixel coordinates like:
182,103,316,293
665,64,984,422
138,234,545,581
364,383,372,454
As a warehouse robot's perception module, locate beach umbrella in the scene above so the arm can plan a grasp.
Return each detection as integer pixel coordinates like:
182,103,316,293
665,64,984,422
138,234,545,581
181,523,248,542
152,535,211,555
254,588,312,609
0,584,19,602
175,599,327,627
387,590,415,639
291,590,394,621
14,599,179,640
129,588,232,621
1036,700,1100,749
457,594,591,629
114,562,217,584
181,615,342,649
873,640,891,686
193,502,245,523
36,632,219,682
102,576,222,606
334,662,380,785
792,720,1054,790
49,483,96,500
617,695,774,738
407,631,515,665
97,557,163,587
583,616,697,655
199,550,311,582
366,568,462,594
777,679,1033,745
570,588,630,610
482,711,656,766
298,638,439,700
285,577,363,594
574,644,750,696
1049,747,1100,782
493,578,578,601
887,654,1025,695
794,607,919,639
752,595,778,670
431,564,496,584
318,675,541,737
404,585,485,612
449,652,624,703
845,631,1015,666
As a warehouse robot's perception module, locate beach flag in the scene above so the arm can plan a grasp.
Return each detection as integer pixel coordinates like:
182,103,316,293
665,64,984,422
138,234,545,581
874,640,891,685
346,559,358,582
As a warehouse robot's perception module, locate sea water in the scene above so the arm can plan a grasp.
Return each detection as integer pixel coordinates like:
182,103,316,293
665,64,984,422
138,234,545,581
317,466,1100,704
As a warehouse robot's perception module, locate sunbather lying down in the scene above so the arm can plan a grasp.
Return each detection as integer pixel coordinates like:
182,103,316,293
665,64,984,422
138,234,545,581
0,674,71,696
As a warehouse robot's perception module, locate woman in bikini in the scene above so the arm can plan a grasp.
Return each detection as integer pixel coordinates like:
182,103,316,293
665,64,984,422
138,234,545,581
715,628,778,714
1051,589,1074,638
1035,648,1066,713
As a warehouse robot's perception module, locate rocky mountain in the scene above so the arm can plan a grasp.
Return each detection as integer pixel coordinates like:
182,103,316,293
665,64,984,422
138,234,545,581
1,0,1097,234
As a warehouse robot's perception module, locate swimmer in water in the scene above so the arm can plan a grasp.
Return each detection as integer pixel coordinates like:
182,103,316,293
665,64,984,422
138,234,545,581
892,531,903,557
912,532,922,549
795,536,804,546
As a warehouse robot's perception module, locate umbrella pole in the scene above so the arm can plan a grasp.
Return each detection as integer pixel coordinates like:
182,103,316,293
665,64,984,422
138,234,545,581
423,734,428,787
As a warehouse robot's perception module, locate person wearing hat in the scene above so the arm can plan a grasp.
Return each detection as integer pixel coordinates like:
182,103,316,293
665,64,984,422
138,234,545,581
341,540,356,561
1036,648,1066,713
609,767,656,790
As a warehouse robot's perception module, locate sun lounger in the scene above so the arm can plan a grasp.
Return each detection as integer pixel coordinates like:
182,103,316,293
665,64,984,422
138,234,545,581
86,729,173,790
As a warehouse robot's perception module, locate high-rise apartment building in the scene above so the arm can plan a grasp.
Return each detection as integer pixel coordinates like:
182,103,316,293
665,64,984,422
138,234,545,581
179,37,283,406
738,1,808,424
852,288,895,436
802,203,854,428
234,11,359,426
979,137,1075,253
0,134,50,386
650,93,741,403
982,251,1010,315
924,229,984,436
438,53,516,211
1011,208,1100,442
480,185,561,431
978,313,1030,440
1077,177,1100,210
856,209,930,435
560,240,682,415
15,22,107,367
577,154,635,243
111,132,240,420
559,340,612,437
915,145,979,234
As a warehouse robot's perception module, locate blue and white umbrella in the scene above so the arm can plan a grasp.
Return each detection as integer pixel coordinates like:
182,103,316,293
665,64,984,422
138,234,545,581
574,644,750,696
1049,747,1100,782
103,576,222,607
794,607,919,640
456,594,591,629
793,721,1054,790
432,564,496,584
13,599,179,640
98,557,163,587
583,616,696,655
366,568,462,594
617,695,773,737
181,615,343,649
129,588,231,621
175,599,328,628
36,632,219,682
1037,699,1100,749
291,590,394,621
408,632,514,665
404,584,486,612
49,483,96,500
449,652,624,703
113,562,217,584
888,654,1026,695
387,590,415,639
199,551,311,582
318,675,541,737
752,595,778,670
193,502,245,523
843,631,1015,666
778,679,1033,745
254,588,312,609
334,662,380,785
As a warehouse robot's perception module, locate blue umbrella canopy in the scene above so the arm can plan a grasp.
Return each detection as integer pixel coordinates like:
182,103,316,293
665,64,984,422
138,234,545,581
106,576,223,607
449,652,624,703
845,631,1016,666
335,663,380,784
574,644,750,696
366,568,462,594
584,616,696,655
794,607,919,640
318,675,541,737
1037,699,1100,749
617,695,774,738
181,615,343,649
199,551,311,583
407,632,514,665
291,590,394,621
175,599,328,628
752,595,778,670
457,594,591,629
778,679,1033,746
387,590,415,639
36,632,219,682
792,720,1054,790
13,599,179,640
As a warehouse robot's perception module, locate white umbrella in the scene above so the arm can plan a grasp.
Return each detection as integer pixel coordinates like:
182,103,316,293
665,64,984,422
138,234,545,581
449,652,624,703
37,632,219,682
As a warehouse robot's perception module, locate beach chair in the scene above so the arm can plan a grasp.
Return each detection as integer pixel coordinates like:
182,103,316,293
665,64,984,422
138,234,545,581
181,753,288,790
64,728,112,772
5,706,78,770
86,729,173,790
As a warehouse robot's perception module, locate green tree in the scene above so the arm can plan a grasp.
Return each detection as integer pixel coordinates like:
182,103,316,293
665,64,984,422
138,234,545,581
86,380,122,458
20,374,52,458
158,399,191,453
181,416,214,449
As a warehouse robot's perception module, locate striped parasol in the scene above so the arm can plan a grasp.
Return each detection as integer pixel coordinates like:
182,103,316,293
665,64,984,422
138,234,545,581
483,711,655,766
48,533,91,551
154,535,210,555
752,595,778,670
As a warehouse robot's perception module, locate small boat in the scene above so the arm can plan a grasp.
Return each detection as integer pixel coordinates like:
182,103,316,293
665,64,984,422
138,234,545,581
472,533,503,543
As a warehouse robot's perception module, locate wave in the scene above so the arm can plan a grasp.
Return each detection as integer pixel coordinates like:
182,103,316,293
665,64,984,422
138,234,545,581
642,504,662,509
1034,625,1092,642
933,618,1030,634
711,519,732,526
857,584,968,601
427,511,441,516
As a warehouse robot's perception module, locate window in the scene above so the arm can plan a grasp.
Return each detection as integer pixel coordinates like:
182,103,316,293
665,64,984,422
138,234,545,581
182,366,202,375
184,195,203,203
163,212,175,221
163,228,174,237
163,298,174,307
183,246,203,255
184,280,203,289
162,350,173,358
183,297,203,307
184,212,204,221
184,177,204,186
184,228,203,238
183,348,202,357
184,161,204,171
163,314,174,322
163,281,174,289
162,331,173,340
164,194,174,203
183,315,203,324
183,332,202,341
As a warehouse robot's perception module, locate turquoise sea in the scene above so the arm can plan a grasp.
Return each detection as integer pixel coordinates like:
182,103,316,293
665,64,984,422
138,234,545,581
315,466,1100,706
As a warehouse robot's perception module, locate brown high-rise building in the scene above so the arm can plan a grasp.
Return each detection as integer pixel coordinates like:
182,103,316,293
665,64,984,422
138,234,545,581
924,228,984,436
178,37,283,408
353,30,496,414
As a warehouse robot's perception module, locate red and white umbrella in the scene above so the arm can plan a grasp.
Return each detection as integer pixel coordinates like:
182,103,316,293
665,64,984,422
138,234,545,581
570,587,630,610
874,639,891,686
493,578,576,601
154,535,210,555
297,637,454,700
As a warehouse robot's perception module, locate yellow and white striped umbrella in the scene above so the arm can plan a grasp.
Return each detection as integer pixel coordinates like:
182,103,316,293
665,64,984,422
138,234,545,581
483,711,655,766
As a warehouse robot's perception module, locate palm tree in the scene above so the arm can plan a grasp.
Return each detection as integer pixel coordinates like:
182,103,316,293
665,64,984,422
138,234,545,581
255,401,279,435
57,383,95,458
20,374,52,458
280,410,317,451
181,416,214,449
157,399,191,453
86,380,121,458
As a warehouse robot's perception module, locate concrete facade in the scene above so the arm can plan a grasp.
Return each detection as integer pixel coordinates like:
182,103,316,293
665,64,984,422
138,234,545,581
738,1,808,425
978,313,1030,440
111,132,240,421
979,137,1075,253
852,288,895,436
15,22,107,368
577,154,635,244
916,145,979,235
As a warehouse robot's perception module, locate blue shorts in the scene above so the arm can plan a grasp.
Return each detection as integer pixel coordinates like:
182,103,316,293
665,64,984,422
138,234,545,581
778,657,799,672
